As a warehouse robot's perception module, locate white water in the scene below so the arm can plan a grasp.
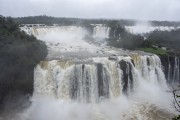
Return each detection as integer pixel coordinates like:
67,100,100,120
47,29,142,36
173,57,180,83
11,26,175,120
93,25,110,39
166,56,180,84
32,55,169,101
20,55,173,120
125,22,180,34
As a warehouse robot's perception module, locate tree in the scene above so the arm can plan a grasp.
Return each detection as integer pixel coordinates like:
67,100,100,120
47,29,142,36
0,15,47,108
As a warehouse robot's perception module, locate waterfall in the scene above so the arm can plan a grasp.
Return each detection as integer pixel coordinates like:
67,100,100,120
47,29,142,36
20,25,169,101
93,25,110,39
21,25,110,39
33,55,168,103
164,56,180,84
20,26,87,37
125,25,179,34
173,57,180,83
167,56,171,83
15,25,174,120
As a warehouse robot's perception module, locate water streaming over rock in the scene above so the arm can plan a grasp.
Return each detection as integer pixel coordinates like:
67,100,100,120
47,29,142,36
8,25,174,120
162,56,180,84
173,57,180,83
21,24,110,39
92,25,110,39
33,55,168,103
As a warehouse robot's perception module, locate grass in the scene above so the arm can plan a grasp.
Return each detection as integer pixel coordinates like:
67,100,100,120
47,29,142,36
139,47,168,55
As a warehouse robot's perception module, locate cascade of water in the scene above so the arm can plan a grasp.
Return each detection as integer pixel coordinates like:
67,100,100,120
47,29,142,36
93,26,110,39
22,26,168,100
33,55,167,103
173,57,180,83
21,25,111,40
13,26,174,120
167,56,171,83
177,58,180,83
125,26,179,34
20,26,87,37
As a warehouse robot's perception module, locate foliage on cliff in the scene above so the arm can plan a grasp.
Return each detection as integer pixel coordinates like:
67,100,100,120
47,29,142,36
0,15,47,105
146,29,180,51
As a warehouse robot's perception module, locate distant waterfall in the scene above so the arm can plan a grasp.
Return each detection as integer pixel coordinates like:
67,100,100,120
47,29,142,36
20,26,87,37
93,26,110,39
125,26,179,34
21,25,111,39
34,55,167,103
173,57,180,82
164,56,180,84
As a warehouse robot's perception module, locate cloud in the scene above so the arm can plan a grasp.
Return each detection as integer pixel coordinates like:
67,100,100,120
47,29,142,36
0,0,180,21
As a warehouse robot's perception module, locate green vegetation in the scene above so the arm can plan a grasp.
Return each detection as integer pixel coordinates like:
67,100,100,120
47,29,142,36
146,29,180,51
139,47,167,55
0,15,47,106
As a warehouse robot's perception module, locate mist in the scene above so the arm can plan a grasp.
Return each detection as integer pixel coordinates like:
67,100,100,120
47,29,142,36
18,77,173,120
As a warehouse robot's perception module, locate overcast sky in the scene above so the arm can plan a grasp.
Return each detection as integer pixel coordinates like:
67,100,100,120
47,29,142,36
1,0,180,21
